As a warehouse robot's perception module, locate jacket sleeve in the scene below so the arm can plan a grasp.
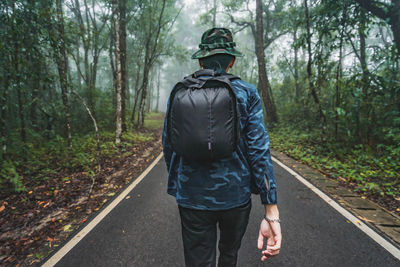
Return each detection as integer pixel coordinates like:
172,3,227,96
245,89,277,205
162,96,173,172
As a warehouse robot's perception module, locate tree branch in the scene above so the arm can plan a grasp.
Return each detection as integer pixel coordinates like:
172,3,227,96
353,0,389,20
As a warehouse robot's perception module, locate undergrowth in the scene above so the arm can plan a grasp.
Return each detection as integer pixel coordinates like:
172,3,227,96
0,113,163,196
269,127,400,199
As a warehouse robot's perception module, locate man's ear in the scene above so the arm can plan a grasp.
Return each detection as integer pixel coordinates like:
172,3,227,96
227,57,236,70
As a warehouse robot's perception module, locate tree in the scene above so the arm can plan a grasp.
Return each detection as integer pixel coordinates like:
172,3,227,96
225,0,284,124
68,0,109,119
304,0,326,128
50,0,73,148
113,0,123,144
353,0,400,56
255,0,278,124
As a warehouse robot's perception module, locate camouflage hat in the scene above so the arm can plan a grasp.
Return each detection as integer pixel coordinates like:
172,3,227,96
191,28,243,59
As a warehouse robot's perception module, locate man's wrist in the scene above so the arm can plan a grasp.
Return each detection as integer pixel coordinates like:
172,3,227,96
264,215,281,223
264,204,279,219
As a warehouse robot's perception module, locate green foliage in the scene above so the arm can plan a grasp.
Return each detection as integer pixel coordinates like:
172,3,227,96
269,126,400,198
0,114,161,194
144,112,164,130
0,160,25,193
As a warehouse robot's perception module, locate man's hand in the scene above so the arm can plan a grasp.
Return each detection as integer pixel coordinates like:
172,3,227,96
257,205,282,261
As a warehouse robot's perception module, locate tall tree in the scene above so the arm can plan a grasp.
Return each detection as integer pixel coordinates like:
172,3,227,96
68,0,109,118
225,0,284,124
137,0,179,127
11,2,26,143
119,0,127,132
353,0,400,56
113,0,123,144
255,0,278,124
304,0,326,128
50,0,72,148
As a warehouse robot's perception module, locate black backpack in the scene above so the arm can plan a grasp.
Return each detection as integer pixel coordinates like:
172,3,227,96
167,69,240,162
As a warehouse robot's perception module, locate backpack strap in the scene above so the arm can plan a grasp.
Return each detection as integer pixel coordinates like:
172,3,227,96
176,70,241,90
192,69,215,78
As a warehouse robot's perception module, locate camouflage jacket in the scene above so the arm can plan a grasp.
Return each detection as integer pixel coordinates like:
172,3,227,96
162,73,277,210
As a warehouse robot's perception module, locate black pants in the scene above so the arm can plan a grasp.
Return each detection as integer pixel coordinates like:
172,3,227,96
178,200,251,267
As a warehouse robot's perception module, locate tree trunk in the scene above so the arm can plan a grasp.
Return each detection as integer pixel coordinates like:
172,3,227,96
131,62,141,123
304,0,326,127
358,9,372,144
212,0,217,27
54,0,72,148
137,63,150,127
11,3,26,143
113,0,122,144
147,68,154,113
255,0,278,125
119,0,127,132
389,2,400,55
156,68,160,112
1,68,10,159
293,27,300,100
335,8,346,140
354,0,400,56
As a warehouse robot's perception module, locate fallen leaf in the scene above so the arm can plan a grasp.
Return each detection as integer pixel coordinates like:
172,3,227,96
396,208,400,212
107,192,115,197
80,218,87,224
53,190,59,195
125,196,131,199
357,216,373,223
38,201,46,205
346,220,350,223
43,202,50,208
354,220,361,225
28,191,33,194
63,224,72,232
361,196,366,199
75,206,81,210
0,205,5,212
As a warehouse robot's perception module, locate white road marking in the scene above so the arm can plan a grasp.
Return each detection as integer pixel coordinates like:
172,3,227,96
272,156,400,260
42,152,164,267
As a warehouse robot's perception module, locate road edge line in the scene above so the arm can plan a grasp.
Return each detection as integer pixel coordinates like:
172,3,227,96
271,156,400,260
42,152,164,267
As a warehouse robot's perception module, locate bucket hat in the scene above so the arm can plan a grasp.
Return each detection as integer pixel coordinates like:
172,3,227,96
191,28,243,59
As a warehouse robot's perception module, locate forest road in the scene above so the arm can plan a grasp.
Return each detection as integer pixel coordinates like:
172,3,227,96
50,155,400,267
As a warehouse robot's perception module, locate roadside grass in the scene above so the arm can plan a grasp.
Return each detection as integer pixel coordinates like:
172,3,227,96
144,112,165,130
0,113,164,195
269,127,400,200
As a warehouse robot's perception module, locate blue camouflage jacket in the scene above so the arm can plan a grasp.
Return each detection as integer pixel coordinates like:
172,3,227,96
162,74,277,210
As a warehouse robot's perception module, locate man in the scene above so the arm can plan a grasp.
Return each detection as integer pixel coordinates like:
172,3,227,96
162,28,281,266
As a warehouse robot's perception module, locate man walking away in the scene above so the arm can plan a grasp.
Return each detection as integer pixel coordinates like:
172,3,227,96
162,28,282,267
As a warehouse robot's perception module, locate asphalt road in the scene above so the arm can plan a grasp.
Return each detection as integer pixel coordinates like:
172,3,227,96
54,156,400,267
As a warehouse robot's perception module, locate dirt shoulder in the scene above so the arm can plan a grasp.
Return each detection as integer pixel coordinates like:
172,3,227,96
0,128,163,267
